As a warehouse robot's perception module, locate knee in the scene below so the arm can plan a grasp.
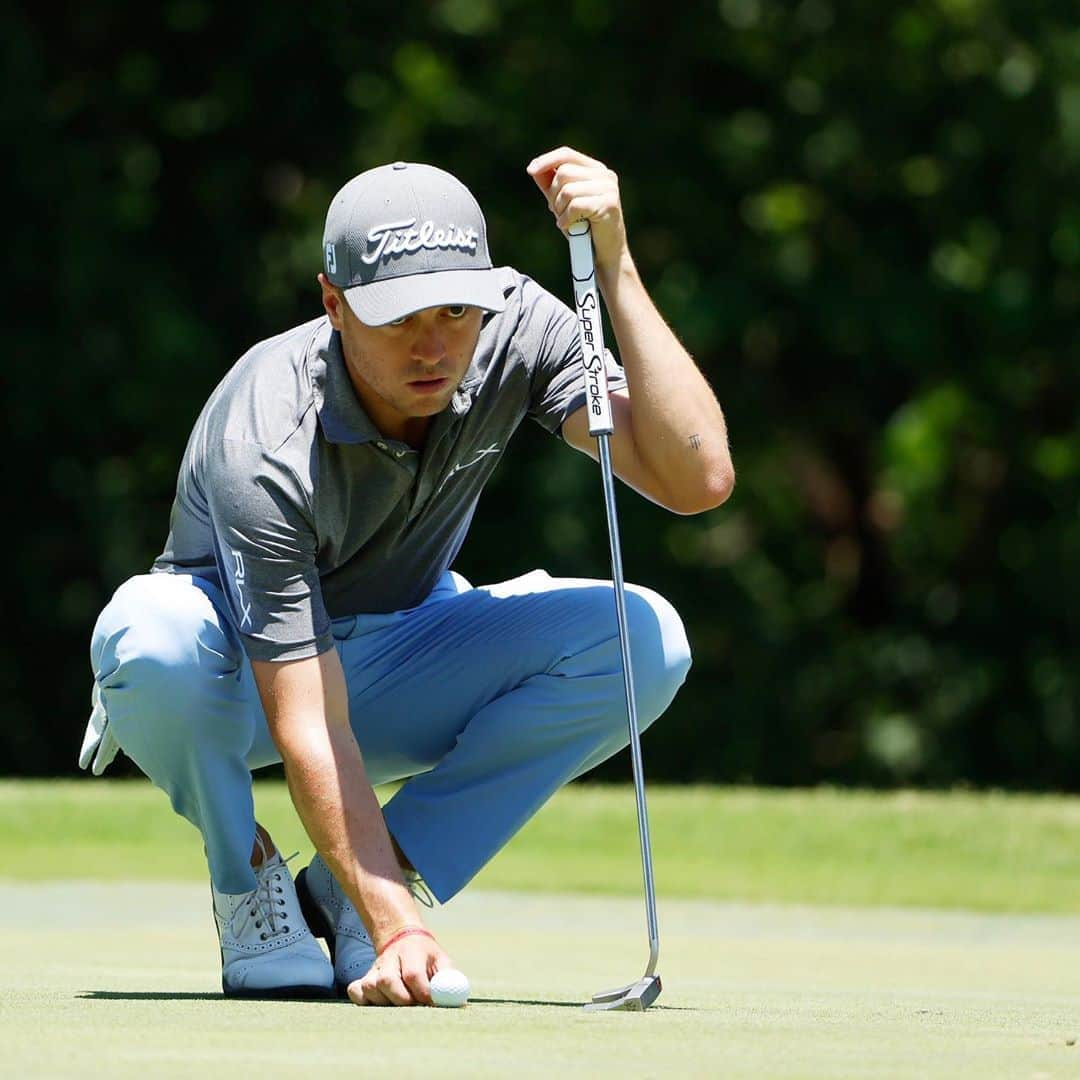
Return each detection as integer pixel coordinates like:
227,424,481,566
624,586,692,726
93,574,239,689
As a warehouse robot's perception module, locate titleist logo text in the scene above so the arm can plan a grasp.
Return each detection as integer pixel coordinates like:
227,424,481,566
363,218,480,265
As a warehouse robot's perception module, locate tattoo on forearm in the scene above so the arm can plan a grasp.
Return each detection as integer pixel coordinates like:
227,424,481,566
688,434,702,450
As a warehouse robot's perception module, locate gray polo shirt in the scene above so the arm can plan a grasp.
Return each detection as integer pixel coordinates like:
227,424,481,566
153,267,626,662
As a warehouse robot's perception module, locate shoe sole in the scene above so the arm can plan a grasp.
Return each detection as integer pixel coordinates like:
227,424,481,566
221,981,337,1001
294,867,350,998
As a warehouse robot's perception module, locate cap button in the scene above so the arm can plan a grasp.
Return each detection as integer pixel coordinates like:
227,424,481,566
392,161,407,171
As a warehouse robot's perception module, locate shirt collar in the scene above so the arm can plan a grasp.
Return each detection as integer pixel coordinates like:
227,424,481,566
446,308,500,419
312,323,383,445
450,360,481,418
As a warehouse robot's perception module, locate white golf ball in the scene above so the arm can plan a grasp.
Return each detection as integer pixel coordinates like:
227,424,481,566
430,967,470,1008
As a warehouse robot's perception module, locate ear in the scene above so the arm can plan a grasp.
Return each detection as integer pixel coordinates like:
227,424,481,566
318,273,346,330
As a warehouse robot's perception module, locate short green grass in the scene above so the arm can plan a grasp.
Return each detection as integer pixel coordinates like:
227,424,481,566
4,780,1080,912
4,884,1080,1078
4,781,1080,1077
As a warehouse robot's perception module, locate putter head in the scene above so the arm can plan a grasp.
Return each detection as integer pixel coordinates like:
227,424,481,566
583,974,662,1012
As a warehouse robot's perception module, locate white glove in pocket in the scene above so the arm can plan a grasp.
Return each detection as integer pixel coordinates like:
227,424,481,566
78,682,119,776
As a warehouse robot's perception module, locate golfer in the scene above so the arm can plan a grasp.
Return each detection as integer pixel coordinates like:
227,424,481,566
80,147,733,1006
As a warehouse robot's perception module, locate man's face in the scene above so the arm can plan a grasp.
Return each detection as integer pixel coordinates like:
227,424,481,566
321,277,484,440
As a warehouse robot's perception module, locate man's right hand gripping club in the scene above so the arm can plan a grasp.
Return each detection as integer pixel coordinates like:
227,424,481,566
253,647,451,1006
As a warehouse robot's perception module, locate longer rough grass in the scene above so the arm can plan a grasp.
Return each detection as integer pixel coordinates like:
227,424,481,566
4,780,1080,912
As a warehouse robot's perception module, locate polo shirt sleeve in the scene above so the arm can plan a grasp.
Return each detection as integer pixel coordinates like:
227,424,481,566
519,276,627,435
205,437,333,663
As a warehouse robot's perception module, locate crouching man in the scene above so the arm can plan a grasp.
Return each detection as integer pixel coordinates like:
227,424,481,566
80,148,733,1005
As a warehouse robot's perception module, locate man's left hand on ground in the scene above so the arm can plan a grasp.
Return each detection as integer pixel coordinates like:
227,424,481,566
527,146,628,273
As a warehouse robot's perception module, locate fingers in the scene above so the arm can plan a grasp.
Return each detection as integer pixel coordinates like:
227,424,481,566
528,145,603,183
528,158,621,237
401,959,433,1006
538,163,617,213
528,148,628,265
349,956,418,1006
550,175,608,214
550,179,616,232
348,937,452,1006
527,147,608,198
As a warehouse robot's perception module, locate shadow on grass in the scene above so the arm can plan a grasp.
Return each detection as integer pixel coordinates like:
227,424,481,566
80,992,221,1001
80,990,700,1011
472,996,697,1011
79,991,350,1003
471,996,583,1008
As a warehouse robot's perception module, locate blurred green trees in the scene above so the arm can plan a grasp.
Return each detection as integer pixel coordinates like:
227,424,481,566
5,0,1077,785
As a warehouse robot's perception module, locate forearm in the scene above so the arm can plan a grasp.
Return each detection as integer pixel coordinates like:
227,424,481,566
526,146,734,513
283,728,420,946
598,249,734,512
256,655,423,949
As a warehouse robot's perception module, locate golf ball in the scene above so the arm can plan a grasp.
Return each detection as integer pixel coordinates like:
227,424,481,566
430,967,470,1008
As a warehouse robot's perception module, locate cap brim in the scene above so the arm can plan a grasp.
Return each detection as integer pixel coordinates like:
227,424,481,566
343,268,507,327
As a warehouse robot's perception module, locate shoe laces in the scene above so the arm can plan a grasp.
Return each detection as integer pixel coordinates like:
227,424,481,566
405,870,434,909
235,850,300,943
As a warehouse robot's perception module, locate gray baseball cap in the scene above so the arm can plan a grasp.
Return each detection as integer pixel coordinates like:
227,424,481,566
322,161,507,326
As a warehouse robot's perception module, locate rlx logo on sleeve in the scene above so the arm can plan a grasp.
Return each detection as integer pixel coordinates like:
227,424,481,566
231,549,253,630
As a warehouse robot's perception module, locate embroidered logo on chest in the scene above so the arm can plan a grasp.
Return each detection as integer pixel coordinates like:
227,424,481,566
436,443,500,495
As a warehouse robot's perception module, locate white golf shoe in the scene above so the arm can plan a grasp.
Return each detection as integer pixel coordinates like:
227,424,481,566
213,850,335,999
296,855,434,995
295,854,377,994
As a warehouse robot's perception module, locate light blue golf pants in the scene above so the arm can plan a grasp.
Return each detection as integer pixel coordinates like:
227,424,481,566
90,569,691,901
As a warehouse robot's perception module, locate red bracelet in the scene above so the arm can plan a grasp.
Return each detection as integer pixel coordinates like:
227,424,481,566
377,926,435,954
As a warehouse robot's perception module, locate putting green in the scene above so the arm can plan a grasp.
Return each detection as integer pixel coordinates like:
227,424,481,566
4,883,1079,1078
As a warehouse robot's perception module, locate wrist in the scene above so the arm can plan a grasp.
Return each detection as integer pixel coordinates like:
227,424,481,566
375,924,434,954
351,875,422,943
597,247,641,305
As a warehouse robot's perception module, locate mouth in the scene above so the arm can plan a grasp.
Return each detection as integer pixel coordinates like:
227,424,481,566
408,376,450,394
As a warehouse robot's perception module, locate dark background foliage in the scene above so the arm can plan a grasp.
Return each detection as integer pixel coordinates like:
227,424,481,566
5,0,1077,786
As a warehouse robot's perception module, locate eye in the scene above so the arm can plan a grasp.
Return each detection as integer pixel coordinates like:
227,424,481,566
387,314,411,327
444,305,468,319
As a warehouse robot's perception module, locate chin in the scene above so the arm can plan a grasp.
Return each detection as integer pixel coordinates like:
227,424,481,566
404,396,451,418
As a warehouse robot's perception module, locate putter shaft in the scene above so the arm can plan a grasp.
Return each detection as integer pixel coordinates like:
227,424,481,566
568,220,661,1009
597,432,659,978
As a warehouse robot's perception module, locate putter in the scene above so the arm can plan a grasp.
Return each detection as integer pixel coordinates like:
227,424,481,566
567,220,662,1013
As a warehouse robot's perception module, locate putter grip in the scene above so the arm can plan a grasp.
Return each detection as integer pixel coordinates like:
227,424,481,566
568,222,614,437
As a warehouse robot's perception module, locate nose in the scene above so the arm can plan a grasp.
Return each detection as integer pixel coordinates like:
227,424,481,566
411,321,447,365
